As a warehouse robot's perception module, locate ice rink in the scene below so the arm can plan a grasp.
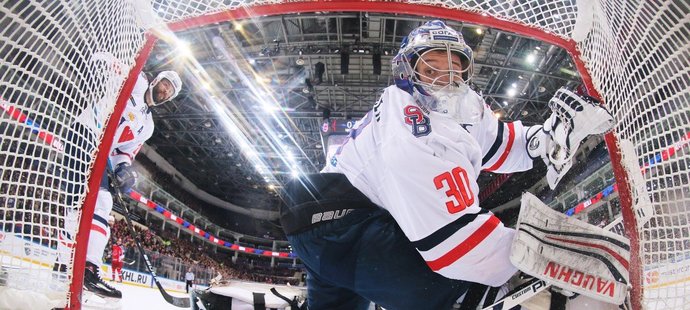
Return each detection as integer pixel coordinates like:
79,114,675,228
83,282,190,310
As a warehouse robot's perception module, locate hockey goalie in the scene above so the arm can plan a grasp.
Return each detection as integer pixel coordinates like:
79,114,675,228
271,20,627,310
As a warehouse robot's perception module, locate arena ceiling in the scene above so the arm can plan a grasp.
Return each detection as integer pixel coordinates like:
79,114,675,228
143,12,583,210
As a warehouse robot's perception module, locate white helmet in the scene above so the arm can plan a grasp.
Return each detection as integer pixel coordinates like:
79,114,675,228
392,20,483,124
149,70,182,106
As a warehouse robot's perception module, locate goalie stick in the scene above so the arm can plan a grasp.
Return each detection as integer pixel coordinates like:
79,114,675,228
107,162,191,308
480,277,549,310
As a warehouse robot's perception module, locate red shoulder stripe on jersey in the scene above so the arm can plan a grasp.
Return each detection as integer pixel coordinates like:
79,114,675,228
484,122,515,172
90,223,107,237
426,215,501,271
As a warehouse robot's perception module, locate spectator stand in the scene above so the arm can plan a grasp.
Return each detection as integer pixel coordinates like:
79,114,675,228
104,172,303,286
105,217,301,286
126,176,297,262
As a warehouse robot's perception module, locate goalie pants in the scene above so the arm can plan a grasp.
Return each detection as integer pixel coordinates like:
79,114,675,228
282,174,469,310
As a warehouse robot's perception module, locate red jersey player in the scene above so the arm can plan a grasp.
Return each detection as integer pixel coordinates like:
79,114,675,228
111,239,124,283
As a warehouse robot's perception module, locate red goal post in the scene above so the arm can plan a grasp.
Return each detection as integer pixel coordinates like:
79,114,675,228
0,1,687,309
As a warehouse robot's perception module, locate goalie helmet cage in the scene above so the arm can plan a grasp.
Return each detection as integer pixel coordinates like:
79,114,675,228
0,0,686,309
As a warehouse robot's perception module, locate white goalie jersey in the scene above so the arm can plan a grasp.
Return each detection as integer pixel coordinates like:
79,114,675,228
73,71,155,167
323,85,535,286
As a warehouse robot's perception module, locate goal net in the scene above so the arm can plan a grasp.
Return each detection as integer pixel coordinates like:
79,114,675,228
0,1,687,309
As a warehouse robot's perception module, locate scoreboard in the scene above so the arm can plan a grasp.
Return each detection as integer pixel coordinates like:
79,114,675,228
320,118,357,158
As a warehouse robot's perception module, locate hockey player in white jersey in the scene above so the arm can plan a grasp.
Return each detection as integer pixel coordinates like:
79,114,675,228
280,20,613,310
56,66,182,300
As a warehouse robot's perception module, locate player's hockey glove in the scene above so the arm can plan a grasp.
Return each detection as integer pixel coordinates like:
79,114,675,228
113,162,137,192
526,88,614,189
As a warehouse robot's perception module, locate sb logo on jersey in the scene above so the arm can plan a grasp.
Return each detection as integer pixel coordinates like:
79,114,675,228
403,105,431,137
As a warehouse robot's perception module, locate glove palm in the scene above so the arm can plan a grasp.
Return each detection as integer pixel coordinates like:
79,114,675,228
527,88,614,189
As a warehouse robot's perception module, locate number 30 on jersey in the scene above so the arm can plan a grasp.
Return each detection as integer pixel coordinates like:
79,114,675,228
433,166,475,214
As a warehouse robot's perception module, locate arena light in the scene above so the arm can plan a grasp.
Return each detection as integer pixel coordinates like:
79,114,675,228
245,148,256,158
210,35,319,187
507,88,517,97
261,101,279,114
166,35,280,187
176,40,193,58
145,30,309,193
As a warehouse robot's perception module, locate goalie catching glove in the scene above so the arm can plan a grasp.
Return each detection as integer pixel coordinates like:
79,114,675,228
526,88,614,189
113,162,137,192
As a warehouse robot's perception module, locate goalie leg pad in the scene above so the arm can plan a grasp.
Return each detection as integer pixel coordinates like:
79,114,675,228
510,193,630,305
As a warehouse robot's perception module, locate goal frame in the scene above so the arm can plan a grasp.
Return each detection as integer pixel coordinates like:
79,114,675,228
70,1,644,309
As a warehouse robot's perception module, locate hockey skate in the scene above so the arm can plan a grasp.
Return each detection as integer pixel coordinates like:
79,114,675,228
84,262,122,299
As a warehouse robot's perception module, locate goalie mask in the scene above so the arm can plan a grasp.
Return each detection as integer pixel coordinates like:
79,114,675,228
392,20,483,124
148,70,182,106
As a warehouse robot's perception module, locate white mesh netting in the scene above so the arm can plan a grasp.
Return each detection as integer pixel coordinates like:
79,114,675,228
1,0,687,309
1,1,144,308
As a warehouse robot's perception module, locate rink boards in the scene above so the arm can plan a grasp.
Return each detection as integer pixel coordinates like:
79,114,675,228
0,231,201,294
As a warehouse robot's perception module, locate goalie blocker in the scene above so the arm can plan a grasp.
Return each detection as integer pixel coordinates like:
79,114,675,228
510,193,630,305
279,173,378,235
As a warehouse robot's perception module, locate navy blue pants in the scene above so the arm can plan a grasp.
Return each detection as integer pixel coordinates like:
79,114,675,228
287,208,469,310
